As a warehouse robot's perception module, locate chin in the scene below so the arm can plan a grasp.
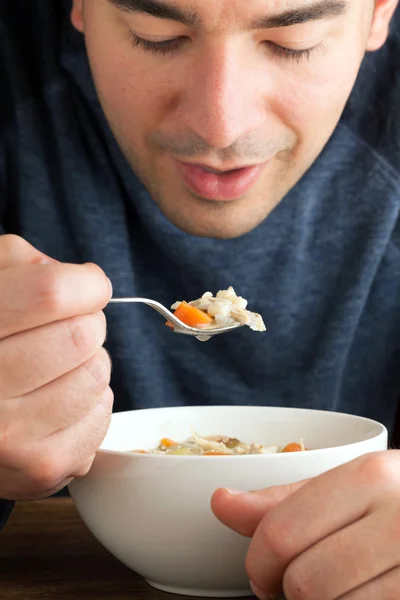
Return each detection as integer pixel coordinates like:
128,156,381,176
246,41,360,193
173,222,252,239
161,204,266,239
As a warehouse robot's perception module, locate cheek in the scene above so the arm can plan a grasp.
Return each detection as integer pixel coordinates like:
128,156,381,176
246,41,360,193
91,52,160,125
270,46,365,143
84,22,178,133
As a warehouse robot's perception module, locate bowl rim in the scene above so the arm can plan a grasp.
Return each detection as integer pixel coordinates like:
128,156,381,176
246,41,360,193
97,405,388,460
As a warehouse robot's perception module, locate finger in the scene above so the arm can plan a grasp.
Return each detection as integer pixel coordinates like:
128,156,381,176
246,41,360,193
2,349,112,443
0,261,112,340
35,385,113,479
4,452,97,500
0,234,57,269
74,454,97,478
282,507,400,600
339,566,400,600
245,452,397,598
211,482,307,537
0,311,107,399
3,387,113,501
0,463,74,502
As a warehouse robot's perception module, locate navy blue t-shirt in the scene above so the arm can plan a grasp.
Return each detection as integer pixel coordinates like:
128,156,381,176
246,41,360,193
0,2,399,523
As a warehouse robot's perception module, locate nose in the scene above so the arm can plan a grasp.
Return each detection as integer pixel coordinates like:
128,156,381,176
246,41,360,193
177,40,266,151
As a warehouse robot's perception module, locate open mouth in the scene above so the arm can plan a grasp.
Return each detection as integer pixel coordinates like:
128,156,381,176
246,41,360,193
174,160,269,201
200,165,246,175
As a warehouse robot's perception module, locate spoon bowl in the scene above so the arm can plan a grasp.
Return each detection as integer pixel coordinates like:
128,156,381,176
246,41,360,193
108,297,243,341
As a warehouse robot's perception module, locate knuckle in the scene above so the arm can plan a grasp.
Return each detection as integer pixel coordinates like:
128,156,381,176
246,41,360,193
0,234,27,257
283,560,312,600
258,513,296,562
101,385,114,409
85,262,106,279
77,389,113,453
25,453,66,494
83,350,112,392
35,268,65,313
67,312,106,357
73,455,96,478
96,388,114,423
356,451,397,488
91,392,113,435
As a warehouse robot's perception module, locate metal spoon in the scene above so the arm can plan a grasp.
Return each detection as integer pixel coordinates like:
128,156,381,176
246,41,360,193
108,297,242,342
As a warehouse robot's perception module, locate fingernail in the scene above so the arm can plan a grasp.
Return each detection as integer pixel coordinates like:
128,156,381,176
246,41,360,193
225,488,244,495
250,581,277,600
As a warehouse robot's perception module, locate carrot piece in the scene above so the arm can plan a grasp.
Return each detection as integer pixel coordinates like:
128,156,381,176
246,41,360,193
160,438,177,448
166,302,213,329
203,451,229,456
281,443,304,453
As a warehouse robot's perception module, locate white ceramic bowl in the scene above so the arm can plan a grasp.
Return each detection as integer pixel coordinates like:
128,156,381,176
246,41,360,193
68,405,387,597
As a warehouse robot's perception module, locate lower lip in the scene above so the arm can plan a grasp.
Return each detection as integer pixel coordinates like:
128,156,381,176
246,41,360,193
174,160,268,201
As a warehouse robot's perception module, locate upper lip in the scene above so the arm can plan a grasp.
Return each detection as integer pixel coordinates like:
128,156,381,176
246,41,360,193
174,159,267,173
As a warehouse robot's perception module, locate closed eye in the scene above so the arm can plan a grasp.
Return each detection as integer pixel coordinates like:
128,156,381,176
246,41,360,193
266,41,324,62
128,31,324,64
128,32,186,55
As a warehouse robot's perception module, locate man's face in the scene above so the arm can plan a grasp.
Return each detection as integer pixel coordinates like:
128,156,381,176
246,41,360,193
72,0,397,238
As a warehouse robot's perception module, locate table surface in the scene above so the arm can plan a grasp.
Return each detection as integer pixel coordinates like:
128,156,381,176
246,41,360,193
0,497,218,600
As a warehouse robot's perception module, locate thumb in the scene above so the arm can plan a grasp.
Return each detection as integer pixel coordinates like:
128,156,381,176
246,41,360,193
211,480,309,537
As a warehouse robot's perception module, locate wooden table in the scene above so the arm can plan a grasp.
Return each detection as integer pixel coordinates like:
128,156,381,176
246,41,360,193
0,498,214,600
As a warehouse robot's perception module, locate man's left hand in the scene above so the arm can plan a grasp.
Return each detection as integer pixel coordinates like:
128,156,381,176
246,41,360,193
211,450,400,600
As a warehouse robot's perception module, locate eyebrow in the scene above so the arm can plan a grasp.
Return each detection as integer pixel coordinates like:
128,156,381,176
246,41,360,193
251,0,349,29
108,0,348,30
108,0,199,26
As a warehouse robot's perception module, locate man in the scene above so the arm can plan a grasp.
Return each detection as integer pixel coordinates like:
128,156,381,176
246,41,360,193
1,0,399,597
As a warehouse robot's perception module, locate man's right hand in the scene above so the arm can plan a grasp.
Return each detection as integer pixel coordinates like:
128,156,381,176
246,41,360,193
0,235,114,501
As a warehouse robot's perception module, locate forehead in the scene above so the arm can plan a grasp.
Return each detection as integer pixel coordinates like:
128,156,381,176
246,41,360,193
109,0,351,31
